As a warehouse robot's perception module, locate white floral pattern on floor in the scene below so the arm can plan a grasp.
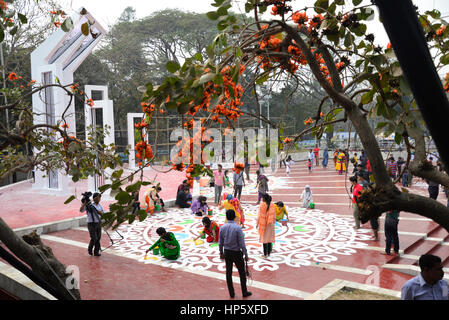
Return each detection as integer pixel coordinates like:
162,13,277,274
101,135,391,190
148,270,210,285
112,204,371,272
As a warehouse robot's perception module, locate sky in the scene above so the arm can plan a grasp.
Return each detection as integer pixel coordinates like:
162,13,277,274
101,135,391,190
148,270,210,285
57,0,449,46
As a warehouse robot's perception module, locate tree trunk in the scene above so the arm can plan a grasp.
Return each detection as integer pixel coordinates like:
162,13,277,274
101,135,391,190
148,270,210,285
0,217,81,300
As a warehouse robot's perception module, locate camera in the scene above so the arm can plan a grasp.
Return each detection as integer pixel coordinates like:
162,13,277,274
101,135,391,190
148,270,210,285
81,191,92,204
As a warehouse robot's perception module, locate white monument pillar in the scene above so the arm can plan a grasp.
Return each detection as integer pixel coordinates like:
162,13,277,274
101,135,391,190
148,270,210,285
84,85,114,197
30,8,106,194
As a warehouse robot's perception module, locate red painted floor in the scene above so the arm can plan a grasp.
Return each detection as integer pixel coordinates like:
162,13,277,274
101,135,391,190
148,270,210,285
2,161,448,300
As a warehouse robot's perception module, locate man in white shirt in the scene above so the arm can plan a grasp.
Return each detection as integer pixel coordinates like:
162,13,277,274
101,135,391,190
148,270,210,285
80,192,105,257
401,254,448,300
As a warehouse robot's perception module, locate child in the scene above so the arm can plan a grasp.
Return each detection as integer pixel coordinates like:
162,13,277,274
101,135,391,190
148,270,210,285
299,185,314,208
274,201,289,221
224,170,231,188
307,159,312,173
286,159,291,176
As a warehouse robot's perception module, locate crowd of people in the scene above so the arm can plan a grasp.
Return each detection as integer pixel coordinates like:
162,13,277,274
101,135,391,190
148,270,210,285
81,147,448,300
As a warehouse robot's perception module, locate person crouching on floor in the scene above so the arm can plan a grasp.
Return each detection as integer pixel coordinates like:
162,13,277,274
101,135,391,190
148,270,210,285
146,227,180,260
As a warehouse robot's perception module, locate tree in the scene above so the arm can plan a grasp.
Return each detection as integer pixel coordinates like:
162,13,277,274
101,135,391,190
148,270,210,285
0,3,124,300
133,0,449,232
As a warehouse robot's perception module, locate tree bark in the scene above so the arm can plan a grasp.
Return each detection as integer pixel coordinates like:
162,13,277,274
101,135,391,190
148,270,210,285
0,217,81,300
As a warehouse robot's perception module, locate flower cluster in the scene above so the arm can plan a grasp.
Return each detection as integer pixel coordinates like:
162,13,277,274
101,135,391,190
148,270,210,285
182,65,244,127
233,162,245,174
304,117,313,125
135,140,153,163
0,0,7,11
86,98,94,107
283,137,292,144
436,25,446,37
50,9,66,28
134,120,149,130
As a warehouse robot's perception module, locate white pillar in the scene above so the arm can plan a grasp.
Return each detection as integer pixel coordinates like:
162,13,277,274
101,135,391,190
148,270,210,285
84,85,114,198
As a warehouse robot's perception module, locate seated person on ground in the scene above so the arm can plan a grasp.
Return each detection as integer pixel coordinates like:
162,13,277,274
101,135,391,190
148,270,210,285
177,187,192,208
194,216,220,243
146,227,180,260
191,196,209,216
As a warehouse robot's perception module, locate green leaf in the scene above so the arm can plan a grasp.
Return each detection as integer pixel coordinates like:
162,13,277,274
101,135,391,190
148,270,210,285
361,90,374,104
426,9,441,19
440,53,449,65
198,73,215,84
193,52,203,62
64,195,76,204
81,22,89,36
314,0,329,13
394,132,402,145
0,29,4,43
256,72,270,85
116,191,132,204
9,26,17,36
98,184,111,193
61,17,74,32
111,169,124,179
353,23,367,36
125,181,141,193
18,13,27,24
353,0,363,5
206,11,219,20
166,60,180,73
344,32,353,48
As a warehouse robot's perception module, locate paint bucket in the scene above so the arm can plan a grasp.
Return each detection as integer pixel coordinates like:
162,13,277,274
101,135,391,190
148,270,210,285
280,219,288,226
309,202,315,209
208,209,213,216
152,246,159,255
201,233,206,239
155,204,161,211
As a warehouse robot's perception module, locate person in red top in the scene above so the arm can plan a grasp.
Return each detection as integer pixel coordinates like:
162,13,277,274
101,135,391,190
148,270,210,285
350,176,363,229
313,146,319,166
194,216,220,243
366,159,373,182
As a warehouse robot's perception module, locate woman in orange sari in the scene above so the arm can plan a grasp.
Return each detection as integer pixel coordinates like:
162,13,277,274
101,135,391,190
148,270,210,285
256,193,276,259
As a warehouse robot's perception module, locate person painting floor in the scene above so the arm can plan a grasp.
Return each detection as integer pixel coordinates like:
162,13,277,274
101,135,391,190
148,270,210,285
146,227,180,260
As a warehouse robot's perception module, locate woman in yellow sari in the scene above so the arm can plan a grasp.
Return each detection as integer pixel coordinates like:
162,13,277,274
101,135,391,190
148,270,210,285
256,194,276,259
336,151,346,175
219,193,244,227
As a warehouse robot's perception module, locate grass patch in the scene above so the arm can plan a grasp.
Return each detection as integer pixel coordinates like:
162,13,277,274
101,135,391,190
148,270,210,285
327,287,399,300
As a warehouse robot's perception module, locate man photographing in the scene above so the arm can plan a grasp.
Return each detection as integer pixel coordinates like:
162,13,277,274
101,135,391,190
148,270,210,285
80,192,104,257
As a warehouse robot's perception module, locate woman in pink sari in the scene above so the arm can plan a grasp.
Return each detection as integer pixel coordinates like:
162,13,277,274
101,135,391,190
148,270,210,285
256,193,276,259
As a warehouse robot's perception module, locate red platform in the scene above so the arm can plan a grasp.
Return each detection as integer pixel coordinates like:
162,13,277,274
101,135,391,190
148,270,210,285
1,161,448,300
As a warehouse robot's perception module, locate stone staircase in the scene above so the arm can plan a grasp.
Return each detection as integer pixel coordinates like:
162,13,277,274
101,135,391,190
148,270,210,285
383,224,449,278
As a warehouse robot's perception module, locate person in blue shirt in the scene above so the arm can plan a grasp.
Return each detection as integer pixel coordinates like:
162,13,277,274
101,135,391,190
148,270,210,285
219,209,252,299
401,254,448,300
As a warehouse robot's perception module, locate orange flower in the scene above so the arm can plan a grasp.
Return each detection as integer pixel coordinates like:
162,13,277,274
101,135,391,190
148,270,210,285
8,72,18,81
233,162,245,174
292,11,308,25
86,98,94,107
61,123,69,129
283,137,292,144
0,1,7,10
336,61,345,70
387,42,392,49
436,25,446,36
54,21,62,28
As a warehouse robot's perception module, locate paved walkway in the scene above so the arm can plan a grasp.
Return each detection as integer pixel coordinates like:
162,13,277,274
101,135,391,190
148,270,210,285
1,161,448,300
